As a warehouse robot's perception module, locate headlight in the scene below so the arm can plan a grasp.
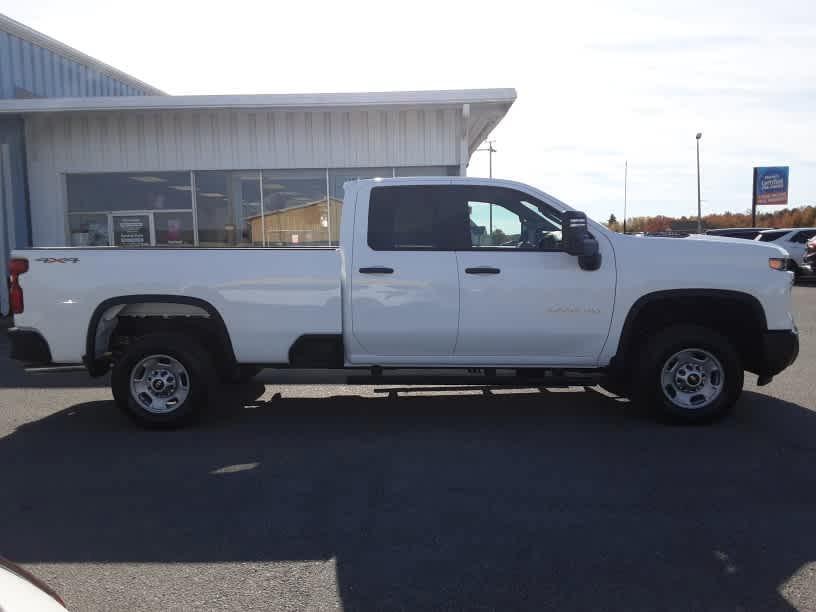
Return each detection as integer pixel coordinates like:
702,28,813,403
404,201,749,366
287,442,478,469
769,258,788,271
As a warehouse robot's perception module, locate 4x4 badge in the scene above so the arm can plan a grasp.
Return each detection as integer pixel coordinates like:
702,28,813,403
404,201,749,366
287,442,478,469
35,257,79,264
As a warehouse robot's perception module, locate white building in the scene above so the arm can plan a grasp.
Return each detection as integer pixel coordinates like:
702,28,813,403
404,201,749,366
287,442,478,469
0,89,515,248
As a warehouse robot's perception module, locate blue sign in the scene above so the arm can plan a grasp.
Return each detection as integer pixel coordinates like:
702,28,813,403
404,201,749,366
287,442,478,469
754,166,789,206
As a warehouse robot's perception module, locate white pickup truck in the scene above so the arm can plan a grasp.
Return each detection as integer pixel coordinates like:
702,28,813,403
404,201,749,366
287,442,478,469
7,177,799,427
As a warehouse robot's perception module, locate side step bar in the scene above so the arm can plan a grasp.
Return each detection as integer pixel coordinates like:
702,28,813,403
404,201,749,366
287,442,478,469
24,364,87,374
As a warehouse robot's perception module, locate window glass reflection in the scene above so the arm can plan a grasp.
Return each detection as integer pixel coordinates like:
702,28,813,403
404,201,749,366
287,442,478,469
155,212,195,246
195,171,261,246
69,213,110,246
259,170,328,246
66,172,192,213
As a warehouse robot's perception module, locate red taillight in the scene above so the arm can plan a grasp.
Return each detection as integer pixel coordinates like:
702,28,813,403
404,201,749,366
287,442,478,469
8,258,28,315
9,258,29,275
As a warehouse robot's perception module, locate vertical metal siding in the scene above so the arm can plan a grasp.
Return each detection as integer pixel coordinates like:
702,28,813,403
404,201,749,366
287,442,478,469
0,31,155,99
0,117,31,248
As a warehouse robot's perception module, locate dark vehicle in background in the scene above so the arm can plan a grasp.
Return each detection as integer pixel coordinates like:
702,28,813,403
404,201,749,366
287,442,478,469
705,227,770,240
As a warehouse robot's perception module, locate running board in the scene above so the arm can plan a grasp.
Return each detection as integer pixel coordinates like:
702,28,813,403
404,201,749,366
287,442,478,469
24,364,87,374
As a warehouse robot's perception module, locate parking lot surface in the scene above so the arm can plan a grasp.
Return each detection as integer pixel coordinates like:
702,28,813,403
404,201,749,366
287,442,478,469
1,288,815,611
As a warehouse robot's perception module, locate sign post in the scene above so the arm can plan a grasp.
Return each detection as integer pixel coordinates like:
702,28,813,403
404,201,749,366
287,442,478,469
752,166,789,226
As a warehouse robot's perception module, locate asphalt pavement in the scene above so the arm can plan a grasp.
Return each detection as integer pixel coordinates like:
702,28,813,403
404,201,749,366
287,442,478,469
0,288,815,611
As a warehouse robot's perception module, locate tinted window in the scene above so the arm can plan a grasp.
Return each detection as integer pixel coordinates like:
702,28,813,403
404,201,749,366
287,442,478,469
757,230,789,242
463,187,562,250
368,186,467,250
67,172,193,213
792,230,816,243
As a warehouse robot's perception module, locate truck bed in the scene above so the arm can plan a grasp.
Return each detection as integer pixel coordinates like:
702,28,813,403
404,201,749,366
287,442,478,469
10,248,342,363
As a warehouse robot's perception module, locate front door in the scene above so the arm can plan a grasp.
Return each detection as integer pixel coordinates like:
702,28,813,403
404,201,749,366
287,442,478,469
112,213,154,247
453,185,616,366
349,184,462,362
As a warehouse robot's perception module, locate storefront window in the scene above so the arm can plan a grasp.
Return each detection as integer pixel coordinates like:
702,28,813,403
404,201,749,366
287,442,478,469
195,171,261,247
66,172,193,213
155,212,195,246
69,213,110,246
259,170,328,246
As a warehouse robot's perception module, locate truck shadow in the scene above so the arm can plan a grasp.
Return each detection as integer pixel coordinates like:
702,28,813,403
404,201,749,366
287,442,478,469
1,386,815,611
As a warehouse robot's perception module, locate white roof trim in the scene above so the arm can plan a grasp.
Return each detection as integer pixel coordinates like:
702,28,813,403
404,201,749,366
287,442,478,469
0,88,515,114
0,12,165,95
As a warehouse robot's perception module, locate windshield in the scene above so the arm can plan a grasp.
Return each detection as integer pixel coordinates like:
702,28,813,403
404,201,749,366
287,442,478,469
757,230,789,242
520,200,561,232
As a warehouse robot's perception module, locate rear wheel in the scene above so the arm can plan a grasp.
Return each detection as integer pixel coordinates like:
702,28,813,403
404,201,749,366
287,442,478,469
633,324,743,424
112,333,216,428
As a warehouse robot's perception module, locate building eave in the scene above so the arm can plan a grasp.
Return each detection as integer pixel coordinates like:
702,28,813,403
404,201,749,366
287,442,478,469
0,88,516,154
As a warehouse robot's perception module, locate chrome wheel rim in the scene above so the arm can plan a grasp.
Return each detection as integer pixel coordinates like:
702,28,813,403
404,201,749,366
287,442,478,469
129,354,190,414
660,348,724,410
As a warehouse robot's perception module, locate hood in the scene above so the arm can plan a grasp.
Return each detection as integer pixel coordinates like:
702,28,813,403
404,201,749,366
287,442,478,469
618,232,789,258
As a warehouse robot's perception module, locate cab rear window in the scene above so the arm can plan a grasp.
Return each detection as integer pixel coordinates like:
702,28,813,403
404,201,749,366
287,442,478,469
367,186,466,251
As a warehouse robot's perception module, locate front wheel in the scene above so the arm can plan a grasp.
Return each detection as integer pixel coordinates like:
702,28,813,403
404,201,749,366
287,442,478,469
112,333,216,428
633,324,743,424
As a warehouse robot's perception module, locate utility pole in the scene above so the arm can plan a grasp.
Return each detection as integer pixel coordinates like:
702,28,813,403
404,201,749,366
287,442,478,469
696,132,703,234
477,140,497,178
623,160,628,234
476,140,497,241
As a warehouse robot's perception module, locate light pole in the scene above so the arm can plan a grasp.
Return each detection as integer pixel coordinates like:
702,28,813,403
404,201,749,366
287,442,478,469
623,160,628,234
477,140,497,178
476,140,497,240
696,132,702,234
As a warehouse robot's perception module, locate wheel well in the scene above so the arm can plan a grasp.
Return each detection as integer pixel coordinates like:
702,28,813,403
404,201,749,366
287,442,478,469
84,296,236,377
615,290,767,378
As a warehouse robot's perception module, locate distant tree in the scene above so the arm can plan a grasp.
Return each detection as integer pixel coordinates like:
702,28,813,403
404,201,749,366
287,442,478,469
490,228,508,245
645,216,672,233
605,213,621,233
606,205,816,233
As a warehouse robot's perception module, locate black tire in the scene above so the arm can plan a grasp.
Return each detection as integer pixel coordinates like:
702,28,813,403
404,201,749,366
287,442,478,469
112,332,217,428
632,324,743,424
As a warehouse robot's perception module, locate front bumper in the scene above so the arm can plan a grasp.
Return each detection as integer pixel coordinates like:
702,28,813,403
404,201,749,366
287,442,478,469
7,327,52,365
754,329,799,377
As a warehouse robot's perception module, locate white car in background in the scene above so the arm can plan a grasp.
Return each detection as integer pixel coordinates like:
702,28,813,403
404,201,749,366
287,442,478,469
0,557,67,611
755,228,816,274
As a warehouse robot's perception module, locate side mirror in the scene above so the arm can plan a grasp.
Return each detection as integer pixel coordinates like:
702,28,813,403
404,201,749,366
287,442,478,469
561,210,602,271
562,211,593,256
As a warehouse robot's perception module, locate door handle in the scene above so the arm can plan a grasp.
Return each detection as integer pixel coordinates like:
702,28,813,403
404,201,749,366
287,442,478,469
465,266,501,274
359,266,394,274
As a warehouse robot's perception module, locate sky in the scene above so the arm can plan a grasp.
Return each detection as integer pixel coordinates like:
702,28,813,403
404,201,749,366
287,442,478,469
3,0,815,223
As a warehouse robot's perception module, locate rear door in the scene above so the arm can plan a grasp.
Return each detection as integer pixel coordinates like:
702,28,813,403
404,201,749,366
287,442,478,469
349,183,463,361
